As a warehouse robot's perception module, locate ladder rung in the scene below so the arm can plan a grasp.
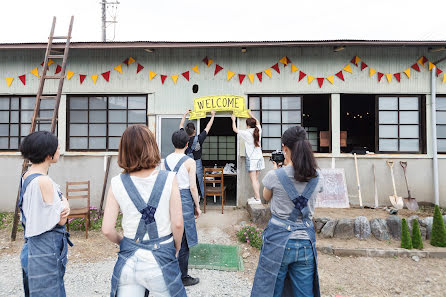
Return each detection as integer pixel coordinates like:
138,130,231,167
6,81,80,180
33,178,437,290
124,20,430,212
48,55,64,59
40,96,57,100
44,75,64,79
52,36,70,39
36,117,54,123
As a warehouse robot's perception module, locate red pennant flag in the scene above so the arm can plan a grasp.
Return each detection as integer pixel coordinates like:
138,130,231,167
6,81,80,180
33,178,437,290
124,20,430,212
202,56,209,65
101,71,110,82
421,56,428,65
79,74,87,84
411,63,420,72
394,73,401,82
19,75,26,85
377,72,384,82
123,58,129,66
40,61,49,71
271,63,280,74
55,65,62,74
317,78,324,88
285,56,292,66
160,75,167,84
335,71,344,81
361,62,368,71
136,63,144,74
238,74,246,84
214,64,223,76
182,71,190,81
41,61,44,67
351,57,358,66
436,67,443,77
256,72,263,82
298,71,306,82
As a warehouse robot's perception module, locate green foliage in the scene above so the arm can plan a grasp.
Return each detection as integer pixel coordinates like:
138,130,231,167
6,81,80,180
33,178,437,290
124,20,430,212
411,219,423,250
67,206,122,231
430,205,446,247
236,225,263,249
400,218,412,249
0,212,23,232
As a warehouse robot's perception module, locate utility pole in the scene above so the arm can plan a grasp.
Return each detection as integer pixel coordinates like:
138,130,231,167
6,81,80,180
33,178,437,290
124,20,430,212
101,0,119,42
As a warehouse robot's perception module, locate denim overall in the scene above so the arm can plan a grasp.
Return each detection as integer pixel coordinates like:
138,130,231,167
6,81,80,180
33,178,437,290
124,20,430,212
110,171,187,297
186,136,205,197
251,168,320,297
19,173,72,297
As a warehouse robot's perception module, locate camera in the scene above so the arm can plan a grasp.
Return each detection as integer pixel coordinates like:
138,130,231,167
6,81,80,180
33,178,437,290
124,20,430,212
270,150,285,165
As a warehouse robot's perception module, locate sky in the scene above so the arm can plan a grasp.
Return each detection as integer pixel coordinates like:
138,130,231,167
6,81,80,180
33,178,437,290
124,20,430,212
1,0,446,43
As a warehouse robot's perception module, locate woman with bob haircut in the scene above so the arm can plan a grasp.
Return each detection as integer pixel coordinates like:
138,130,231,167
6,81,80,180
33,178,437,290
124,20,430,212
251,126,323,297
19,131,71,297
102,124,186,297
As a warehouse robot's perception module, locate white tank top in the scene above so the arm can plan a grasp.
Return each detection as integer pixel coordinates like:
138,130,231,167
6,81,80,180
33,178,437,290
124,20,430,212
164,153,190,190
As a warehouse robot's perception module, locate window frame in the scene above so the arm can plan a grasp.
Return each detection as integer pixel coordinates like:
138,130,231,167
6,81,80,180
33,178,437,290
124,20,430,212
67,94,148,151
437,96,446,154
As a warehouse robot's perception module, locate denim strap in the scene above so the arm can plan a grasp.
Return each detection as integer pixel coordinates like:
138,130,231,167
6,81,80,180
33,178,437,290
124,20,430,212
19,173,43,229
186,136,198,158
164,159,171,171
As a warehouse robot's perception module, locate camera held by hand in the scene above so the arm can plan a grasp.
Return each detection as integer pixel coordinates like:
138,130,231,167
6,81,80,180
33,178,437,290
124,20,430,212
270,150,285,167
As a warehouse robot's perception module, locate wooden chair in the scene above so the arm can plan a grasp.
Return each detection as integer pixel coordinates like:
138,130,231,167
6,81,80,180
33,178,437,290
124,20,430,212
66,181,90,239
203,168,227,214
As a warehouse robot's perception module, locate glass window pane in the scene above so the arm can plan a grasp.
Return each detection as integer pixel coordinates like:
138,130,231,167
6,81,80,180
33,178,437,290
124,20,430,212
249,97,260,110
40,110,53,118
128,110,146,123
400,125,419,138
70,97,88,109
109,110,126,123
0,99,9,110
0,124,8,136
11,97,19,109
399,111,419,124
399,97,418,110
437,125,446,138
69,137,88,149
109,137,121,150
438,139,446,152
21,97,35,109
40,99,55,109
262,111,281,123
379,97,398,110
400,139,419,152
0,137,8,148
282,97,301,109
20,111,34,123
210,142,218,149
282,124,298,134
0,111,9,123
262,124,281,137
379,111,398,124
70,124,88,136
70,111,88,123
90,124,107,136
218,136,227,142
89,97,107,109
89,137,106,149
38,124,51,132
90,111,107,123
437,112,446,124
379,139,398,151
128,96,146,109
109,123,127,137
210,148,218,154
262,138,281,151
282,111,301,124
11,111,19,123
379,125,398,138
109,96,127,109
261,97,281,110
21,124,31,135
10,124,19,136
437,98,446,111
10,137,18,149
219,142,227,149
251,110,260,120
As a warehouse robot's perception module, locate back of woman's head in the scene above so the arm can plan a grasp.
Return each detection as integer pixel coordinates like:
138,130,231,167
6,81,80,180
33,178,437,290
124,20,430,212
20,131,58,164
282,126,317,182
246,118,260,147
118,124,160,173
185,122,195,136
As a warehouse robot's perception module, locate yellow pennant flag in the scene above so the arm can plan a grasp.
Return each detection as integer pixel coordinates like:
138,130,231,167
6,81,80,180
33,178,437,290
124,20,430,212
443,73,446,83
128,57,136,65
248,74,254,83
403,68,411,78
418,57,426,66
91,74,98,84
291,64,299,73
354,56,361,65
227,71,235,81
308,75,315,84
343,64,353,74
48,59,54,66
326,76,334,84
264,68,272,78
192,65,199,74
428,62,435,71
208,59,214,66
30,67,39,77
66,70,74,80
114,64,123,74
386,74,392,83
279,56,288,65
369,68,376,77
171,74,179,84
6,77,13,87
149,71,157,80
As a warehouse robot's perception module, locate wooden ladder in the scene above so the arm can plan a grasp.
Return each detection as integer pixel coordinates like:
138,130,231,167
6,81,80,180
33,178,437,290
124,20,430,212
11,16,74,241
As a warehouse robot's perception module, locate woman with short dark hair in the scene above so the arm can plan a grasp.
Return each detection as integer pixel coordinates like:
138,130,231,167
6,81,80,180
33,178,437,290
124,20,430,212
251,126,323,297
19,131,71,297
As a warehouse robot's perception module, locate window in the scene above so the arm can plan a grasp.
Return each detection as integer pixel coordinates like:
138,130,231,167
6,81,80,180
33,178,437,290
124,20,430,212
157,116,197,159
0,96,56,150
68,95,147,150
249,96,302,151
377,96,422,153
437,97,446,153
202,136,236,161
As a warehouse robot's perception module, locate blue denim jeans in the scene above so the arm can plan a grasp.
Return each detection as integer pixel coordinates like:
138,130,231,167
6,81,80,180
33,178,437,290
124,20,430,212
178,232,189,279
273,239,315,297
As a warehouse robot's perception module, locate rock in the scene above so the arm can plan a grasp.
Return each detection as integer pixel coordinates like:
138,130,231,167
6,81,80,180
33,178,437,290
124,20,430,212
420,217,433,239
317,245,333,255
370,218,390,241
411,255,420,262
246,203,271,226
354,216,371,240
386,216,402,240
314,218,330,233
242,252,250,259
420,226,427,240
334,218,355,239
240,221,247,227
407,215,419,232
320,219,337,238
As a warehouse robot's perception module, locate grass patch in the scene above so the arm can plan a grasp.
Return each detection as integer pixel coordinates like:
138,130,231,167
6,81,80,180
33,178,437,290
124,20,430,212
189,243,243,271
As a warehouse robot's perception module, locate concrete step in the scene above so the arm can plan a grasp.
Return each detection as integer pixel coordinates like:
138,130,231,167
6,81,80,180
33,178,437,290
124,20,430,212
246,202,271,226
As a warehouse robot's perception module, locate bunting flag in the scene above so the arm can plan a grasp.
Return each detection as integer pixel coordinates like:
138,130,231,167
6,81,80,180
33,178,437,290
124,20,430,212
386,74,393,83
361,62,368,71
444,74,446,83
202,57,209,65
182,71,190,81
227,70,235,81
214,64,223,75
136,64,144,74
208,59,214,66
160,75,167,84
418,56,428,66
238,74,246,84
79,74,87,84
128,57,135,65
428,62,435,71
335,71,344,81
123,58,129,66
377,72,384,82
19,75,26,85
298,71,306,81
369,68,376,77
149,71,157,80
437,67,443,77
291,64,299,73
317,77,324,88
6,77,13,87
101,71,110,82
271,63,280,74
256,72,263,82
114,65,123,74
66,70,74,80
394,73,401,82
279,56,290,66
343,64,353,74
351,56,361,66
411,63,420,72
264,68,272,78
192,65,199,74
403,68,411,78
30,68,39,77
171,74,179,84
326,76,334,84
41,59,54,67
248,74,255,83
55,65,62,74
308,75,315,84
91,74,98,84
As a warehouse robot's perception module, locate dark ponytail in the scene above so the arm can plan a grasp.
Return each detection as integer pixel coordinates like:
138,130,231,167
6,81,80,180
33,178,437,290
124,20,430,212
246,118,260,147
282,126,317,182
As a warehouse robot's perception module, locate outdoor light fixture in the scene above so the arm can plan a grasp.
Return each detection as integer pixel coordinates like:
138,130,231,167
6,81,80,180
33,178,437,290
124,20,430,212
428,47,446,53
241,47,247,53
144,48,154,53
333,46,345,52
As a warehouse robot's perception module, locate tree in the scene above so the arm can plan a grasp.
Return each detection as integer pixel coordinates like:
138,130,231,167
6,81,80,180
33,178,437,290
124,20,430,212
401,218,412,249
430,205,446,247
411,219,423,250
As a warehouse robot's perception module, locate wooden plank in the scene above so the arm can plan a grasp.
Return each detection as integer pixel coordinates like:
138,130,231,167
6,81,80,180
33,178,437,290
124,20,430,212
67,188,89,192
67,181,89,185
67,195,89,199
99,156,112,215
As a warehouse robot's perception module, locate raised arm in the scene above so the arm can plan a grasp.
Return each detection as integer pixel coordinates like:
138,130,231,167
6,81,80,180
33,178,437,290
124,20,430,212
248,110,260,126
179,109,191,129
231,114,238,134
204,110,216,133
101,186,123,245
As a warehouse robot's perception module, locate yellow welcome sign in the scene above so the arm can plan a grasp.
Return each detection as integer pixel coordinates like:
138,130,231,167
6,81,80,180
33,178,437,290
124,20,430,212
188,95,250,120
